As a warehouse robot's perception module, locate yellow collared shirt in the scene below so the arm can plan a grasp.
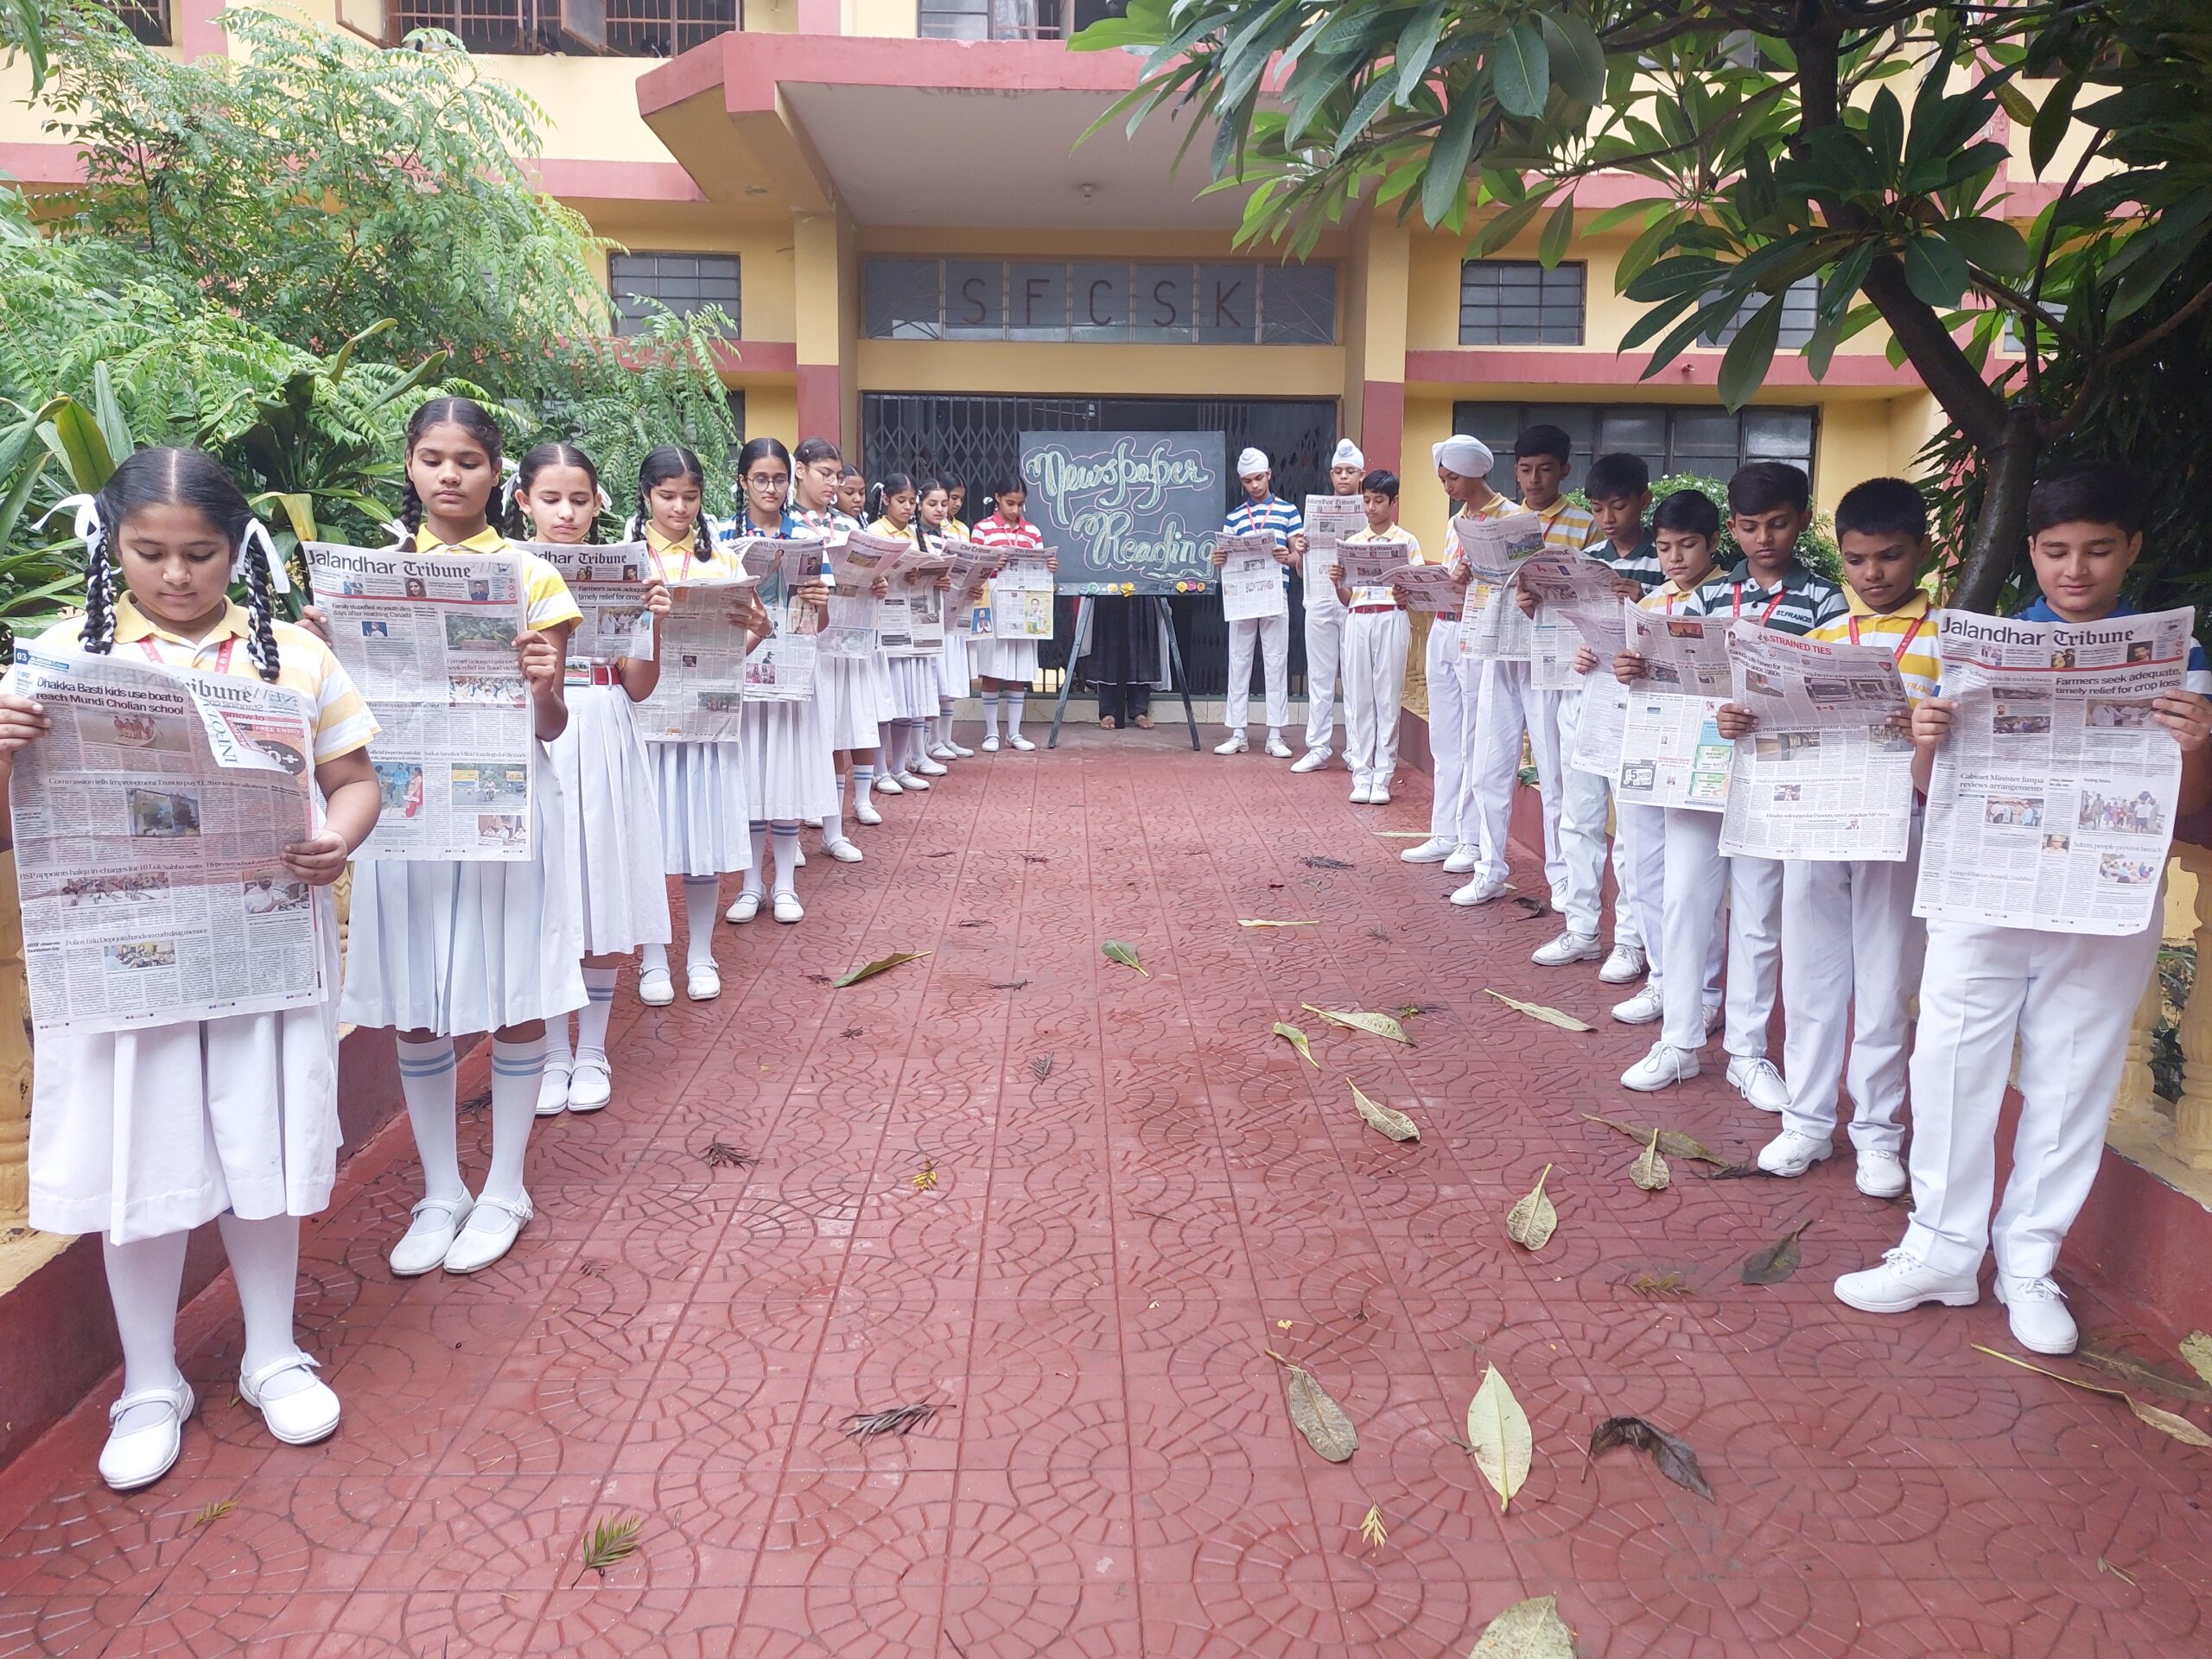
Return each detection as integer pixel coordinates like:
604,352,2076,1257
1808,589,1940,702
415,526,582,632
643,521,741,584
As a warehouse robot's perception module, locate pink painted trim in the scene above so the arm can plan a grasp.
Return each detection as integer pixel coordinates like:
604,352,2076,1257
0,142,80,185
712,340,798,375
1358,380,1404,474
796,364,844,451
176,0,226,60
1404,347,1923,390
531,158,705,203
795,0,842,33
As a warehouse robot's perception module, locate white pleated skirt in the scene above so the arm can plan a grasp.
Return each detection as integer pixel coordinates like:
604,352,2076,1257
818,652,893,751
886,655,938,721
741,694,838,823
340,749,588,1035
970,638,1040,683
650,738,753,878
31,893,344,1243
938,631,969,701
550,684,671,951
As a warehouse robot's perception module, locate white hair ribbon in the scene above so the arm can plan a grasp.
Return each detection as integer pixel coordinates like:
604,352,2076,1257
36,493,105,557
596,484,613,513
383,518,410,547
236,518,291,595
498,456,521,519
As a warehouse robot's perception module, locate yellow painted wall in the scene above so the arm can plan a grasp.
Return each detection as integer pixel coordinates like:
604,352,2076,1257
855,340,1344,399
0,60,46,147
741,383,799,439
851,0,919,37
590,218,799,343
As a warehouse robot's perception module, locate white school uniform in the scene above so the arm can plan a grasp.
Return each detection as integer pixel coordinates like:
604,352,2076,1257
18,601,377,1243
1338,525,1417,791
341,531,588,1035
550,675,672,953
1220,495,1300,734
869,517,946,721
741,513,839,823
1901,605,2212,1278
969,512,1047,683
643,527,753,877
1777,594,1940,1149
1440,495,1514,849
1303,508,1351,755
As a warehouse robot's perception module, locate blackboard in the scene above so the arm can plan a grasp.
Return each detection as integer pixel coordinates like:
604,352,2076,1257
1019,430,1225,596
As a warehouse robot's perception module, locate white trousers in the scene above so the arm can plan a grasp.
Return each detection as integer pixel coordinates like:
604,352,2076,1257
1304,603,1344,753
1779,830,1924,1150
1621,802,1712,1004
1341,609,1409,788
1659,809,1783,1056
1225,612,1291,734
1468,659,1564,891
1554,683,1637,942
1903,918,2158,1278
1424,620,1477,841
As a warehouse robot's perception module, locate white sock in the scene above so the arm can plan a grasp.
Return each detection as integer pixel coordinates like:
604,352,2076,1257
217,1212,314,1398
575,967,618,1068
745,823,768,897
852,761,875,804
830,772,849,842
396,1036,465,1204
543,1011,573,1074
481,1037,545,1206
938,702,955,744
982,692,1000,737
103,1230,188,1430
640,943,671,979
1007,693,1025,738
772,823,801,893
683,876,720,970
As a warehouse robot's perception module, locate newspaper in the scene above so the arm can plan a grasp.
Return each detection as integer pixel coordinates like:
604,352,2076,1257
306,543,535,861
1455,512,1548,661
1719,625,1916,862
1384,562,1465,615
989,554,1058,640
1216,532,1287,623
887,554,952,657
1915,606,2196,935
822,533,890,658
745,543,825,705
526,542,655,666
637,578,764,741
6,648,326,1034
1612,608,1736,811
941,539,993,640
1519,553,1630,692
1302,495,1364,613
1336,543,1406,588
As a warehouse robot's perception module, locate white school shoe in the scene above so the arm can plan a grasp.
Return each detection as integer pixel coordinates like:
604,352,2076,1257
1855,1147,1909,1199
949,739,976,758
1598,942,1649,984
391,1197,473,1277
913,755,948,777
1622,1040,1699,1091
854,797,885,826
1441,844,1481,875
874,774,905,795
1833,1249,1979,1315
1449,873,1510,907
443,1193,531,1274
1726,1056,1792,1113
1290,747,1330,773
824,839,865,864
928,741,961,762
793,845,806,867
726,891,762,923
1400,835,1454,864
1756,1128,1833,1178
567,1059,612,1114
1368,784,1391,805
1995,1272,2078,1355
1008,733,1037,751
1214,732,1248,755
535,1062,571,1118
687,963,722,1001
773,889,804,924
982,734,1002,753
1262,734,1293,759
895,771,931,791
1531,929,1601,966
1611,984,1664,1026
238,1353,340,1447
638,967,675,1007
99,1378,195,1492
1349,782,1373,805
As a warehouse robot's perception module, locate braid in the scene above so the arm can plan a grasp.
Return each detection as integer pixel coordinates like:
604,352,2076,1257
242,539,282,683
693,512,712,563
398,477,424,539
80,527,118,658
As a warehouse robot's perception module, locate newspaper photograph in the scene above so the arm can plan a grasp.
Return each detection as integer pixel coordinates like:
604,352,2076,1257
1385,562,1465,615
1455,512,1547,661
638,578,764,741
743,542,823,705
1612,609,1738,811
305,543,534,861
822,533,888,658
525,541,655,665
6,648,327,1034
1915,606,2197,934
941,539,994,640
1216,532,1286,624
990,554,1058,640
1719,625,1916,862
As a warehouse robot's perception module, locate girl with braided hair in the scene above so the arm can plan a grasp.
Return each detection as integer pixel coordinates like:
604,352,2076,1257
0,447,384,1490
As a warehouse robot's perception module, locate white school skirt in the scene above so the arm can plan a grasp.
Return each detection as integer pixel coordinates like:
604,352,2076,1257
340,749,588,1034
818,652,893,751
970,637,1039,683
740,694,836,824
551,684,671,952
650,739,752,879
31,892,344,1243
938,631,969,701
886,655,938,721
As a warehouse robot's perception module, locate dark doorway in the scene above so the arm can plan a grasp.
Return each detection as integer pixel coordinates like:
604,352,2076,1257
861,393,1338,695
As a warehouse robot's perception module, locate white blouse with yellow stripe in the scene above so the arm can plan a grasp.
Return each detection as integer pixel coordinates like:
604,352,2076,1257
416,526,583,633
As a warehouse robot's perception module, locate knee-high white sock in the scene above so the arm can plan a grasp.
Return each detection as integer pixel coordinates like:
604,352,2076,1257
543,1008,573,1073
745,823,769,897
938,701,955,745
1007,692,1027,738
772,822,801,894
104,1230,188,1430
481,1037,545,1206
396,1036,465,1205
982,691,1001,737
830,772,849,842
852,761,875,805
575,967,619,1067
640,942,670,979
683,876,720,969
217,1211,314,1397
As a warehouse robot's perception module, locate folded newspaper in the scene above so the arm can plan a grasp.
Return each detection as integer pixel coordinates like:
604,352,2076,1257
307,543,535,861
1454,512,1548,661
745,543,826,705
1517,551,1631,692
1382,562,1464,615
525,541,655,666
1216,532,1286,624
989,553,1058,639
1612,609,1735,811
1301,495,1365,611
6,648,326,1034
636,578,765,741
1916,606,2197,935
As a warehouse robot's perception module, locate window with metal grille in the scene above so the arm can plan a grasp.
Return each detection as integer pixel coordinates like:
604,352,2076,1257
1450,401,1818,497
917,0,1069,39
107,0,171,44
1700,277,1820,348
1459,260,1586,346
863,258,1336,345
386,0,742,54
390,0,531,52
604,0,736,56
609,252,741,337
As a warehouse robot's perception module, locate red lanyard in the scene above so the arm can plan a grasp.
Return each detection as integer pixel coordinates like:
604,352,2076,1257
1732,583,1788,625
138,637,235,672
1849,613,1928,666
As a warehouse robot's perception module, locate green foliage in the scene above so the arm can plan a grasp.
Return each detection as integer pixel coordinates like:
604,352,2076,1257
1572,472,1840,582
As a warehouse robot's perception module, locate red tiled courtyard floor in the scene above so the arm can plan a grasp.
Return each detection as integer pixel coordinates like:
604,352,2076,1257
3,725,2211,1657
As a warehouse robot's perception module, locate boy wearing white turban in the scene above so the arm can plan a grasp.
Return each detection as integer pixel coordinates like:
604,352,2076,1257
1290,437,1368,773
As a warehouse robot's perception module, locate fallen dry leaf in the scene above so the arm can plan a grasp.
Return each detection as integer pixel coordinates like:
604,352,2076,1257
1630,1128,1670,1192
1974,1344,2212,1449
1588,1414,1714,1500
1301,1003,1412,1045
1580,1113,1727,1168
1103,940,1148,977
1029,1054,1054,1081
1465,1365,1533,1512
1465,1593,1578,1657
834,950,931,988
1506,1164,1557,1251
188,1498,236,1529
698,1139,754,1169
1741,1218,1814,1285
2078,1342,2212,1406
1484,988,1592,1032
1301,855,1353,870
2099,1556,2139,1586
2183,1331,2212,1389
1272,1021,1319,1067
573,1512,642,1586
1627,1270,1693,1297
1266,1350,1357,1463
1350,1080,1419,1142
1357,1503,1388,1552
1240,918,1321,929
842,1402,944,1440
910,1160,938,1192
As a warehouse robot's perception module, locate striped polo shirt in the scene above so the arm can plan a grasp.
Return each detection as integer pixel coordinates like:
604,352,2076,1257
1595,532,1666,594
1224,493,1301,590
1692,560,1847,637
1808,590,1941,702
1527,496,1596,554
